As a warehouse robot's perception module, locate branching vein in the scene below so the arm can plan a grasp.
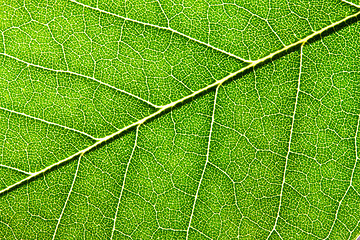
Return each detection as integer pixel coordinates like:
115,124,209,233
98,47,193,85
268,43,304,239
186,85,219,239
325,113,360,239
0,53,161,109
0,164,32,175
68,0,253,63
0,10,359,197
110,126,139,239
52,154,82,239
0,106,99,140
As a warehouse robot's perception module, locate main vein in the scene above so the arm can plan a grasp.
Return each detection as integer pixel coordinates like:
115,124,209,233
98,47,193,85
0,10,359,196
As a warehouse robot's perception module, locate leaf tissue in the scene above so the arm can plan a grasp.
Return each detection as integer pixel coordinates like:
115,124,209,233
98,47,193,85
0,0,360,239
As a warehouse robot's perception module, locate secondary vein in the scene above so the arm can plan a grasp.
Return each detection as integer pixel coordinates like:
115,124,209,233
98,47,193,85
110,126,139,239
342,0,360,8
0,53,161,109
325,113,360,239
52,154,82,239
267,42,304,240
186,85,219,239
0,164,32,175
0,106,99,140
68,0,253,63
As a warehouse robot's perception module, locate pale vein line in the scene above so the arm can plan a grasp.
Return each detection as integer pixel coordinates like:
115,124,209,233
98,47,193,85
68,0,253,63
278,216,322,239
354,115,360,187
0,10,359,196
348,220,360,240
185,85,219,240
190,226,213,239
268,43,304,239
110,126,139,240
0,53,161,109
0,164,32,175
207,161,234,183
265,21,286,47
0,106,99,140
220,3,285,47
52,154,82,240
325,113,360,239
155,0,169,28
0,220,17,239
342,0,360,8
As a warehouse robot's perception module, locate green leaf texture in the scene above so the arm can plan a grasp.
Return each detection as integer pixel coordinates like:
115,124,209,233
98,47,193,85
0,0,360,239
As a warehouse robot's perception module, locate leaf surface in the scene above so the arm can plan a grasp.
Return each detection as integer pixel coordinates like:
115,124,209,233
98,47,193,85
0,0,360,239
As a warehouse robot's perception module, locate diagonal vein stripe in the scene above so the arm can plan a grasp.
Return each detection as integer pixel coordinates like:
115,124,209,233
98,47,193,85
0,53,162,109
68,0,254,63
0,10,359,196
0,106,99,140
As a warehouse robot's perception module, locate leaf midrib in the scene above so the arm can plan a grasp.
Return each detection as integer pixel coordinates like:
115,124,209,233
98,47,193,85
0,9,359,199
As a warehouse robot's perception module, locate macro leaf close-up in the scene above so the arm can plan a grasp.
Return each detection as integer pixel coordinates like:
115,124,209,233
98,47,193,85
0,0,360,239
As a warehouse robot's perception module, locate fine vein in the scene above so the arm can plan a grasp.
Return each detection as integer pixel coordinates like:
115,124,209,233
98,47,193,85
186,85,219,239
268,43,304,239
0,106,99,140
0,53,161,109
68,0,253,63
52,154,82,239
325,113,360,239
0,164,32,175
110,126,139,239
0,10,359,196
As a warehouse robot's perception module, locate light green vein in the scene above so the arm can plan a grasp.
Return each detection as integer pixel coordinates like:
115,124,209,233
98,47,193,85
68,0,253,63
268,43,304,239
0,53,162,109
342,0,360,8
0,164,32,175
0,10,359,196
110,126,139,239
0,106,99,140
186,85,219,240
325,113,360,239
52,154,82,239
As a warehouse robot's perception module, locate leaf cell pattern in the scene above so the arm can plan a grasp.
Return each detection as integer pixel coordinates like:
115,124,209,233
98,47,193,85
0,0,360,239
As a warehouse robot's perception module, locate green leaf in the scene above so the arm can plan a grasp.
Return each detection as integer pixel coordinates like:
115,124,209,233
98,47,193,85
0,0,359,239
